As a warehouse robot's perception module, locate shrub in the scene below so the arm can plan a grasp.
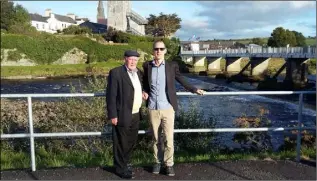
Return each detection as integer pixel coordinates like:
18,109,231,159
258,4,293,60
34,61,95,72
7,49,22,61
7,23,37,35
62,25,92,35
1,49,4,62
232,107,273,152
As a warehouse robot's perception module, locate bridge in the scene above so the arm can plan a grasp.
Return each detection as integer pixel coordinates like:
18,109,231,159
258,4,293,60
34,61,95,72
180,44,316,86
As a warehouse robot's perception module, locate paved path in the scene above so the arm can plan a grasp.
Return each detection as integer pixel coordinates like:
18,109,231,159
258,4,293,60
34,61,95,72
1,160,316,180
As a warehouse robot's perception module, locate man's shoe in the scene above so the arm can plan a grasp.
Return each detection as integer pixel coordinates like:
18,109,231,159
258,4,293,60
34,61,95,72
166,166,175,176
118,171,134,179
127,164,135,175
152,163,161,174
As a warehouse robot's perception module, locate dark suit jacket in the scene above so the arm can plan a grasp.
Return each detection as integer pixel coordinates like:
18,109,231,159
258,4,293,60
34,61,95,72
106,65,143,127
142,61,197,112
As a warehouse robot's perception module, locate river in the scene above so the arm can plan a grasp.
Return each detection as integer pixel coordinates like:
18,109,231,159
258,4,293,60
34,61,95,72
1,76,316,151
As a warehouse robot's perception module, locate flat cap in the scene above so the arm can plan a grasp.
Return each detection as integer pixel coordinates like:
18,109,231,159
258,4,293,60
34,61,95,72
124,50,140,57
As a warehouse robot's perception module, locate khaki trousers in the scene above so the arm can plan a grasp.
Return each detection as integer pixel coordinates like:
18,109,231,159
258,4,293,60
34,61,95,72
148,107,175,166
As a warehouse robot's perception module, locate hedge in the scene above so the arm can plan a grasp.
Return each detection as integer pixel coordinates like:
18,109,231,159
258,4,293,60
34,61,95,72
1,32,180,65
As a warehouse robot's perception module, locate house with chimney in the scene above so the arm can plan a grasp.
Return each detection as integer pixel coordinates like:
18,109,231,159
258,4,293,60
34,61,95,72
29,9,88,33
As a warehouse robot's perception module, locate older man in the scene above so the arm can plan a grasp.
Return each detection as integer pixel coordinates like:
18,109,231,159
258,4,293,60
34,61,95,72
142,40,204,176
106,50,143,179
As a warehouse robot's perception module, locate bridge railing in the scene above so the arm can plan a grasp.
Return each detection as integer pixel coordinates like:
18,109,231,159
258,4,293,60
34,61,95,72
1,91,316,171
126,10,148,25
181,46,316,55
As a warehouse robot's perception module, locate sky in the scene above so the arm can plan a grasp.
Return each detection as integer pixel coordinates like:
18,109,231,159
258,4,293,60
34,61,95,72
14,1,316,40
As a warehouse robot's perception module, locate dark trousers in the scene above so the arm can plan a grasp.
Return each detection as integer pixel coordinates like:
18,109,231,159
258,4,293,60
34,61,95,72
112,113,140,174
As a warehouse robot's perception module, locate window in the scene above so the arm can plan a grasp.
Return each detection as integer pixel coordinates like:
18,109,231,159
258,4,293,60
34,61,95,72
36,24,39,29
42,24,45,29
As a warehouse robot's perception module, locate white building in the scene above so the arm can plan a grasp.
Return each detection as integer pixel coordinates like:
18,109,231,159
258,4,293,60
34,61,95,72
29,9,87,33
29,13,49,32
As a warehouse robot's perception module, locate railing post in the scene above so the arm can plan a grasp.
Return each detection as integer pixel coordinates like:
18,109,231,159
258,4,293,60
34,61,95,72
296,93,303,162
27,96,36,171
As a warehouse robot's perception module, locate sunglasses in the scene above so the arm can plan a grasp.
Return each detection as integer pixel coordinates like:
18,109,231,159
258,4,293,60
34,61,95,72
154,48,166,51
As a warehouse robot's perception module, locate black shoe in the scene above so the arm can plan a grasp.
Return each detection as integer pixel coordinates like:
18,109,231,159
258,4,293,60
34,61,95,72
166,166,175,176
152,163,161,174
127,164,134,175
117,171,134,179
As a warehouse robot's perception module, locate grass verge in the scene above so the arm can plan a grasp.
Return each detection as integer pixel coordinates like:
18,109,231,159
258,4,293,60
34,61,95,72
1,146,315,170
1,61,146,78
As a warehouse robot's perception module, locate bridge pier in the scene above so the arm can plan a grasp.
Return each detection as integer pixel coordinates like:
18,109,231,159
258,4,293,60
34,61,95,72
225,57,241,74
207,57,222,74
284,58,310,87
193,56,206,72
181,56,193,63
250,58,271,76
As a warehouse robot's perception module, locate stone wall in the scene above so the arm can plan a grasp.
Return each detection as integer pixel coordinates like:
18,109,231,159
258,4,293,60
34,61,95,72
1,48,88,66
53,48,87,65
0,49,36,66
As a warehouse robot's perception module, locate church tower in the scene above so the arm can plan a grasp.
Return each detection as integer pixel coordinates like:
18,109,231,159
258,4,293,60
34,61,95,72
97,0,107,25
107,1,131,31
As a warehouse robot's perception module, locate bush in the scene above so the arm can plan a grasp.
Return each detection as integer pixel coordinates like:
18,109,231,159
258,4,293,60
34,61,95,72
62,25,92,35
232,107,273,152
7,23,37,35
7,49,22,61
174,102,216,153
1,49,4,62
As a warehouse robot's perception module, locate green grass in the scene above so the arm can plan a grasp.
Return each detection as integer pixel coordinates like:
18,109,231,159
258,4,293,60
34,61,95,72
0,61,134,78
305,38,316,46
1,60,147,78
1,146,315,170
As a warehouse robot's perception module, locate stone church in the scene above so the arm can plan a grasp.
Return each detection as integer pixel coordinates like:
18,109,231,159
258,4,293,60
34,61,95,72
97,0,147,36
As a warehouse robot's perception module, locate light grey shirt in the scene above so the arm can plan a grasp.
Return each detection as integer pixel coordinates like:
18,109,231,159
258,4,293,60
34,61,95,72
148,60,172,110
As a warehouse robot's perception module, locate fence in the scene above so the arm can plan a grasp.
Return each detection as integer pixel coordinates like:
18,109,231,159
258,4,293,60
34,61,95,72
1,91,316,171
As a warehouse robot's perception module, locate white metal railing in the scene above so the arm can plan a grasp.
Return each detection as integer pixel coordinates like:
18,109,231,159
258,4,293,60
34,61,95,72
126,10,148,25
181,47,316,58
0,91,316,172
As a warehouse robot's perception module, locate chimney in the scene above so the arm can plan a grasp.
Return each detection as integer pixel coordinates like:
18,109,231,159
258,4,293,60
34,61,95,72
45,9,52,17
67,13,76,20
50,13,55,19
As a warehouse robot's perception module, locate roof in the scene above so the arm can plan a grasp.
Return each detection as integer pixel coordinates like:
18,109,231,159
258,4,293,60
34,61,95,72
29,13,48,23
79,21,107,31
54,14,77,24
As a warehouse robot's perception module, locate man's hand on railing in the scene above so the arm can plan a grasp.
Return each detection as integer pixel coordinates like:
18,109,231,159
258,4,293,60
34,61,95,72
196,89,205,95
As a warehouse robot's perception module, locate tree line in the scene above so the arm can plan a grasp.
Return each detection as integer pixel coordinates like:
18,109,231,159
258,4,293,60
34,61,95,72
250,27,308,47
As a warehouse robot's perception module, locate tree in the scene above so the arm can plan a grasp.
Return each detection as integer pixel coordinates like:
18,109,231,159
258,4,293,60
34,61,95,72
292,31,306,46
285,29,297,47
1,1,32,33
267,27,297,47
250,37,266,46
1,0,15,30
145,12,181,38
12,4,30,25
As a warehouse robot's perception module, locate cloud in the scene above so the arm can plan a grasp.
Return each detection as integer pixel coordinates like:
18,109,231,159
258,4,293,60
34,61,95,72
176,1,315,40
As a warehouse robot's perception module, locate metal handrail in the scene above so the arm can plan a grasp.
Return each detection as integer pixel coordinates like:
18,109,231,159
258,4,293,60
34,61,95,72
0,91,316,171
180,46,316,58
126,10,148,25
